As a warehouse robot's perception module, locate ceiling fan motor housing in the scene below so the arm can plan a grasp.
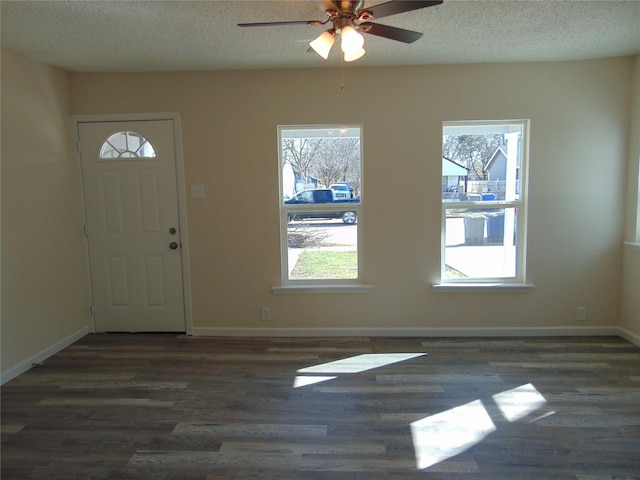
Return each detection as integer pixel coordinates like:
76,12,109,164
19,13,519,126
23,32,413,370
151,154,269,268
325,0,374,31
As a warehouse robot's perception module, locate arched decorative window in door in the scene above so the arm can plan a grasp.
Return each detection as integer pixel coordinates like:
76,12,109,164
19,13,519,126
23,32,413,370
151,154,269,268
99,131,157,159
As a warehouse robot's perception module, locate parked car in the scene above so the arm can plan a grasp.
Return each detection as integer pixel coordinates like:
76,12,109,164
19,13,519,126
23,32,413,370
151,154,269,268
285,188,359,224
330,183,354,199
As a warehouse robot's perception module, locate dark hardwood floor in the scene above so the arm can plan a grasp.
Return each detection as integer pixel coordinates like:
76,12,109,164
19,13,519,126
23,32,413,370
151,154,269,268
2,334,639,479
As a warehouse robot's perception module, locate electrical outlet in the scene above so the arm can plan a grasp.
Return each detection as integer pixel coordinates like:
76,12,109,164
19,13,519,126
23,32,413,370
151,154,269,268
261,307,271,321
576,307,587,322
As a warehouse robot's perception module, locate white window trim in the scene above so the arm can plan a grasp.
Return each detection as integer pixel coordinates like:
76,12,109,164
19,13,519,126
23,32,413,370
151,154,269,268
438,119,530,287
276,124,371,291
625,241,640,252
433,283,535,292
273,284,375,294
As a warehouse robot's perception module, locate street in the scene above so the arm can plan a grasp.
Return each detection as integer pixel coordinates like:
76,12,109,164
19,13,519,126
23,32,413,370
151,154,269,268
288,219,357,247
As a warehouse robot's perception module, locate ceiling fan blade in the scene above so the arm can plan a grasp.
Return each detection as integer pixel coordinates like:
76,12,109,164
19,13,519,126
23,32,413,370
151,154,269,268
238,20,323,27
361,0,443,20
358,22,423,43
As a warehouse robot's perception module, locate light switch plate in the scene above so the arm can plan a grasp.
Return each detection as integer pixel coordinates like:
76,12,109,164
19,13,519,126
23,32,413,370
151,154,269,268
191,184,205,198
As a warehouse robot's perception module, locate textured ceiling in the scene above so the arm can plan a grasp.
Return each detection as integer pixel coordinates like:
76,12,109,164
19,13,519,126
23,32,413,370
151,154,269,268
1,0,639,72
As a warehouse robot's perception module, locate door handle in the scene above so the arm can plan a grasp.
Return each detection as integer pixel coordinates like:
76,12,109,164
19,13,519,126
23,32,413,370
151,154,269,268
169,242,179,250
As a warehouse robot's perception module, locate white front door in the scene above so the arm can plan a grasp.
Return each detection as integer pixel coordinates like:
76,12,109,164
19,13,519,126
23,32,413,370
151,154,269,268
78,120,186,332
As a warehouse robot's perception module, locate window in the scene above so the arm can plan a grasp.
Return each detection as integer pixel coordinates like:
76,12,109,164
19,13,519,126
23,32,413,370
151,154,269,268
279,125,362,285
99,131,156,159
441,120,529,284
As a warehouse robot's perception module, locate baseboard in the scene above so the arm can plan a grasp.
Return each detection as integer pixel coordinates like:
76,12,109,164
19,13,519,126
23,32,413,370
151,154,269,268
1,326,89,385
617,327,640,347
3,325,634,386
191,325,624,338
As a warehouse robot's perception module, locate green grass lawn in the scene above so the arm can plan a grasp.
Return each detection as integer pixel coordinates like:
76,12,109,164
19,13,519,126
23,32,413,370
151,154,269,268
290,249,466,280
291,250,357,279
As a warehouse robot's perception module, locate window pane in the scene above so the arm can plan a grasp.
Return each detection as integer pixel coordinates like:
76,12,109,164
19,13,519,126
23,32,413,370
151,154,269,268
288,219,358,280
281,127,361,203
280,125,362,283
441,120,527,283
99,131,157,159
444,207,517,280
443,123,522,202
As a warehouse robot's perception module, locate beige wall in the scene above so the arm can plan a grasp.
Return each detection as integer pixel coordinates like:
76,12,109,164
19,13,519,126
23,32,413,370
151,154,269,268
1,50,89,379
621,55,640,340
1,50,636,382
69,58,632,333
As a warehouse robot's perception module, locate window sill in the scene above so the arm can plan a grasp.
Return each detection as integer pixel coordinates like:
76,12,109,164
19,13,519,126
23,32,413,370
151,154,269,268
433,283,535,293
625,242,640,252
272,284,375,295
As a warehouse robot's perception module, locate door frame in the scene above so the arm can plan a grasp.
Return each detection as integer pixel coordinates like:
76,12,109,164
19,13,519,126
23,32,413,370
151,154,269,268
73,112,193,335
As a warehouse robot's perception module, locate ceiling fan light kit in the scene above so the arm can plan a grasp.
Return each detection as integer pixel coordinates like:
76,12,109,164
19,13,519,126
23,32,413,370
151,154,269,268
309,22,364,61
309,29,336,59
239,0,443,63
343,47,366,62
339,25,364,52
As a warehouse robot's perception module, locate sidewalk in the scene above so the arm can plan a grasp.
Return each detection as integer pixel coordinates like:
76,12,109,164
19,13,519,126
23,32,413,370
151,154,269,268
446,244,516,278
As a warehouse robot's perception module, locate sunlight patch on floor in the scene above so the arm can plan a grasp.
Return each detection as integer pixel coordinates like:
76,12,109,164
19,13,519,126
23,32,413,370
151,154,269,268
411,383,551,471
492,383,547,422
411,400,496,470
293,353,426,388
298,353,426,374
293,375,337,388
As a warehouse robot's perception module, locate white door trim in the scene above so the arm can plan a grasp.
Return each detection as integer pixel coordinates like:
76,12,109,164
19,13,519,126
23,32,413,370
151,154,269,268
73,112,193,335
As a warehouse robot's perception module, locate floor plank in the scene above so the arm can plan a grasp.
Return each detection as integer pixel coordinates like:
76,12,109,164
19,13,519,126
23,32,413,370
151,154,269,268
2,334,639,479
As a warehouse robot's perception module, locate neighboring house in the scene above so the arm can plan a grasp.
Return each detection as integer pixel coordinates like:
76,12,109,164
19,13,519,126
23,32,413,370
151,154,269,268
282,163,320,198
462,148,510,183
486,147,508,182
282,162,296,199
485,146,521,197
442,157,468,194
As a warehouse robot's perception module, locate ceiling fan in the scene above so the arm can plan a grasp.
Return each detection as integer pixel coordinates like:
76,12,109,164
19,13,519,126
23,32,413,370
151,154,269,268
238,0,443,62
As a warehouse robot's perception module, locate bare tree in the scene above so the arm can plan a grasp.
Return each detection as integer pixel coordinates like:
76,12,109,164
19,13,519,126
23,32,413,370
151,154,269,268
443,134,504,179
283,136,361,194
313,138,360,193
282,138,324,191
